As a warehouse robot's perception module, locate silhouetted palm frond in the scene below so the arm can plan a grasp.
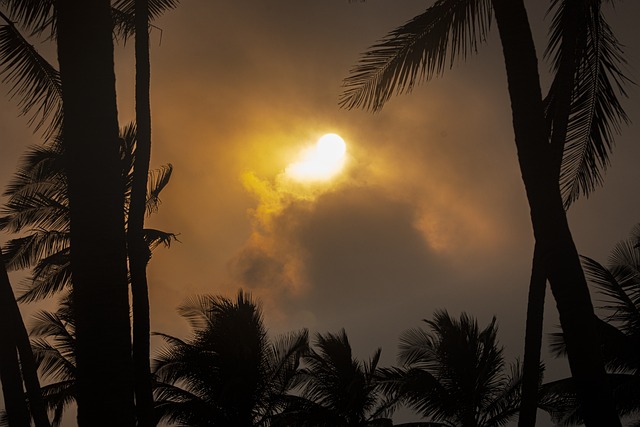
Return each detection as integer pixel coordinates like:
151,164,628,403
1,229,68,271
545,0,631,208
541,373,640,426
111,0,180,40
1,0,55,36
340,0,492,111
0,190,68,233
18,248,71,302
0,15,62,139
143,228,179,252
146,163,173,215
583,250,640,336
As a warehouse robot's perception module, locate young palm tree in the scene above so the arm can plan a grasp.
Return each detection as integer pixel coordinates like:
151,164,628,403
340,1,630,425
152,290,309,427
279,329,394,427
382,310,521,427
540,225,640,425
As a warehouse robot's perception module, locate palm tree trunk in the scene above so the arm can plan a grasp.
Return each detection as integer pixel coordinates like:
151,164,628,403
518,243,546,427
1,247,51,427
10,286,51,427
519,4,585,424
0,248,31,427
129,0,154,425
491,0,620,425
56,1,134,425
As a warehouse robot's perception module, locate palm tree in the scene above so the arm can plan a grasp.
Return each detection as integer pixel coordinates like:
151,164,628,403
130,0,155,423
382,310,521,427
540,225,640,425
279,329,394,427
518,1,630,423
153,290,309,427
340,1,630,425
0,0,177,424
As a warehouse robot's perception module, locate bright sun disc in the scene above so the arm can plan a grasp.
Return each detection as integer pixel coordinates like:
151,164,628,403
286,134,347,181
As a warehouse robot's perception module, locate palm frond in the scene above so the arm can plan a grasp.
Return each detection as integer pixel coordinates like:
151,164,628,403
582,254,640,333
111,0,180,40
1,229,69,271
2,143,65,199
1,0,55,36
39,380,75,427
18,248,71,302
0,190,69,233
545,0,631,208
143,228,179,252
340,0,492,111
480,361,525,427
112,0,180,21
0,17,62,139
146,163,173,215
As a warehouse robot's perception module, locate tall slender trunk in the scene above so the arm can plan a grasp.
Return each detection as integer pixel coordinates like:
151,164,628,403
13,299,51,427
518,243,546,427
518,3,582,425
0,248,30,427
130,0,154,425
56,1,134,425
1,247,50,427
491,0,620,425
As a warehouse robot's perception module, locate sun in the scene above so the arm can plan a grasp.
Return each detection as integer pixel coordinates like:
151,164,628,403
286,133,347,181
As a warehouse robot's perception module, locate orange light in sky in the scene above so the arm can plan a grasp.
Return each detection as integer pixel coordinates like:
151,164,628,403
285,133,347,181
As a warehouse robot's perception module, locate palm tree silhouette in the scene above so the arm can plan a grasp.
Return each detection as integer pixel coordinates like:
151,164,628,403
1,2,177,423
340,2,630,425
540,225,640,425
278,329,394,427
383,310,521,427
152,290,309,427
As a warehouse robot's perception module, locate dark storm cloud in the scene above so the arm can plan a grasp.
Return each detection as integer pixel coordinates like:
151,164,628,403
292,186,443,306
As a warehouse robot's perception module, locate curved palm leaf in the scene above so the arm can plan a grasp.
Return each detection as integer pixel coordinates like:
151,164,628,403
0,12,61,139
146,163,173,215
18,248,71,302
544,0,631,208
340,0,492,111
1,0,55,35
1,229,68,271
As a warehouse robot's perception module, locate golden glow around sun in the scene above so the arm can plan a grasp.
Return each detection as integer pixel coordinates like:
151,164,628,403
285,134,347,181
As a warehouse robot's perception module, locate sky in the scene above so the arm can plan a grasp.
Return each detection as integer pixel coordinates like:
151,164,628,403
1,0,639,425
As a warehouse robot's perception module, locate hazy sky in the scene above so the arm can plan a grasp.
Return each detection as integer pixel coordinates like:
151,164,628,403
1,1,639,425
